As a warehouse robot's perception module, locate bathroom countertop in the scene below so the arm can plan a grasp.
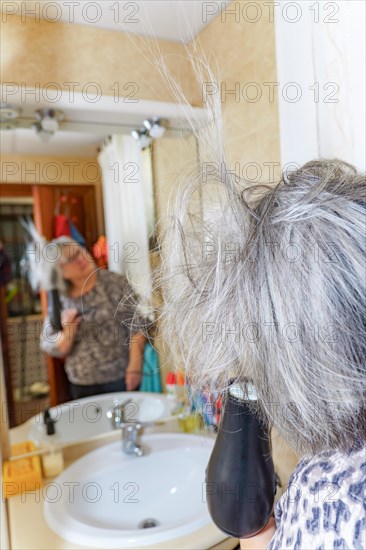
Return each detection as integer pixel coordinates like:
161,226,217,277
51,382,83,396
7,423,239,550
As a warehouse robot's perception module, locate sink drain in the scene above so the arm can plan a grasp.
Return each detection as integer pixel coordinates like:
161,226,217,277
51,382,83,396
138,518,159,529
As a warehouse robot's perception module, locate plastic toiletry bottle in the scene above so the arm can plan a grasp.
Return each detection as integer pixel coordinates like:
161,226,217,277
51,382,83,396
41,417,64,478
178,407,202,433
205,380,276,539
175,370,186,406
177,376,203,433
165,371,177,400
43,408,51,423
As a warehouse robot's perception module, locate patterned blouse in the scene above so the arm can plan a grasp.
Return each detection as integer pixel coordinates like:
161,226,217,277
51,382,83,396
268,444,366,549
40,269,147,385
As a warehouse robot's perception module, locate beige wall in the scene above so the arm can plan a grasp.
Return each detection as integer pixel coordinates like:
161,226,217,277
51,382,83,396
1,154,100,185
152,134,199,237
197,0,281,183
1,14,197,104
151,133,199,388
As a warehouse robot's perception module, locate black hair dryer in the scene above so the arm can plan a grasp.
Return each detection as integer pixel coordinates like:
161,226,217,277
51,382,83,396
47,268,62,332
205,381,276,539
47,289,62,331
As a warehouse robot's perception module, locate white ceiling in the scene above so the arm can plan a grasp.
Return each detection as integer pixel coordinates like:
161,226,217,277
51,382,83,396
0,87,208,157
6,1,231,43
0,128,105,157
1,1,223,156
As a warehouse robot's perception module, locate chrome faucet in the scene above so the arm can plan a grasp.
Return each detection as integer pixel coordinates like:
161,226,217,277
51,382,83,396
120,421,144,457
107,399,133,429
107,399,144,457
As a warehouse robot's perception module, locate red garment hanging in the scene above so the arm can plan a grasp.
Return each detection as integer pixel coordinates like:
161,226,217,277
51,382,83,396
54,194,71,238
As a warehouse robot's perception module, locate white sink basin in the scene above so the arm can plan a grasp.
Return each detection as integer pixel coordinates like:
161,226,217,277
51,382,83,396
44,433,215,548
28,392,174,447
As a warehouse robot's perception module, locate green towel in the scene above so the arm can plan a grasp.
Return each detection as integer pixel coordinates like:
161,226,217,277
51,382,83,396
140,342,162,393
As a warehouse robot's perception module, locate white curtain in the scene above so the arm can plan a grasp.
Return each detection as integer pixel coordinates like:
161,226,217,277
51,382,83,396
98,134,153,318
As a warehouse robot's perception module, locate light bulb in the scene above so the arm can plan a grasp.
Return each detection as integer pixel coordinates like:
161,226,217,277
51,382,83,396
149,124,166,139
41,115,59,132
143,118,168,139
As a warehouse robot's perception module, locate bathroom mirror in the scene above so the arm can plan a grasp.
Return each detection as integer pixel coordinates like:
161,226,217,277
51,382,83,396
1,0,213,445
1,113,201,440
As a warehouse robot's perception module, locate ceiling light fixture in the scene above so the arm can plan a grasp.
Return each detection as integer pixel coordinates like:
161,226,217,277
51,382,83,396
31,121,53,142
143,117,168,139
131,128,152,149
32,109,65,141
0,103,21,130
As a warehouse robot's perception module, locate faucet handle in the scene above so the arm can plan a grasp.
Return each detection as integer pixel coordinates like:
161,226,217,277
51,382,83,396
107,398,133,428
121,398,134,422
120,421,143,432
106,406,118,428
120,421,144,457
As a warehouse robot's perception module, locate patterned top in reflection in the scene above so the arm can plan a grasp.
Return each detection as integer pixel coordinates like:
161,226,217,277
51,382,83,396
40,269,147,385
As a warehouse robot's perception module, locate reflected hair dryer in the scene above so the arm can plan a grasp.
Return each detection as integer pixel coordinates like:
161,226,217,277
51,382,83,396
47,269,63,332
205,381,276,539
20,217,67,332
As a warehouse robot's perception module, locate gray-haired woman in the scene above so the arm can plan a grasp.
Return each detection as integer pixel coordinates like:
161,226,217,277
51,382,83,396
40,238,147,399
159,159,365,549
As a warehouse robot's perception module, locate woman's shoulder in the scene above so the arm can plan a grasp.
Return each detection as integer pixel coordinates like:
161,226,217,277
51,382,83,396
270,444,366,549
283,445,366,508
292,444,365,487
98,269,132,292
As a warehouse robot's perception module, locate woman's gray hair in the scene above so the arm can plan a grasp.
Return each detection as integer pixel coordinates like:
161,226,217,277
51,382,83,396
154,54,365,455
49,236,85,296
158,157,365,455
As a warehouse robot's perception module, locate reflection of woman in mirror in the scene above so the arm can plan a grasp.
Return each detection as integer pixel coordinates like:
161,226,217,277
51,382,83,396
40,237,147,399
159,156,365,549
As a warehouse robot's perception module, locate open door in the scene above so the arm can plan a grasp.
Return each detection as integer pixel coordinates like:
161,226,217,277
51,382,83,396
32,184,99,406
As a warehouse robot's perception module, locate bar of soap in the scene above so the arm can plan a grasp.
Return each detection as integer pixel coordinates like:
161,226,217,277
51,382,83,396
3,441,42,499
10,440,36,457
41,451,64,478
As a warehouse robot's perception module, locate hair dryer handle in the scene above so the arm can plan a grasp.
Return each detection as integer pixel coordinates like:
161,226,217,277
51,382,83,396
47,289,63,332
